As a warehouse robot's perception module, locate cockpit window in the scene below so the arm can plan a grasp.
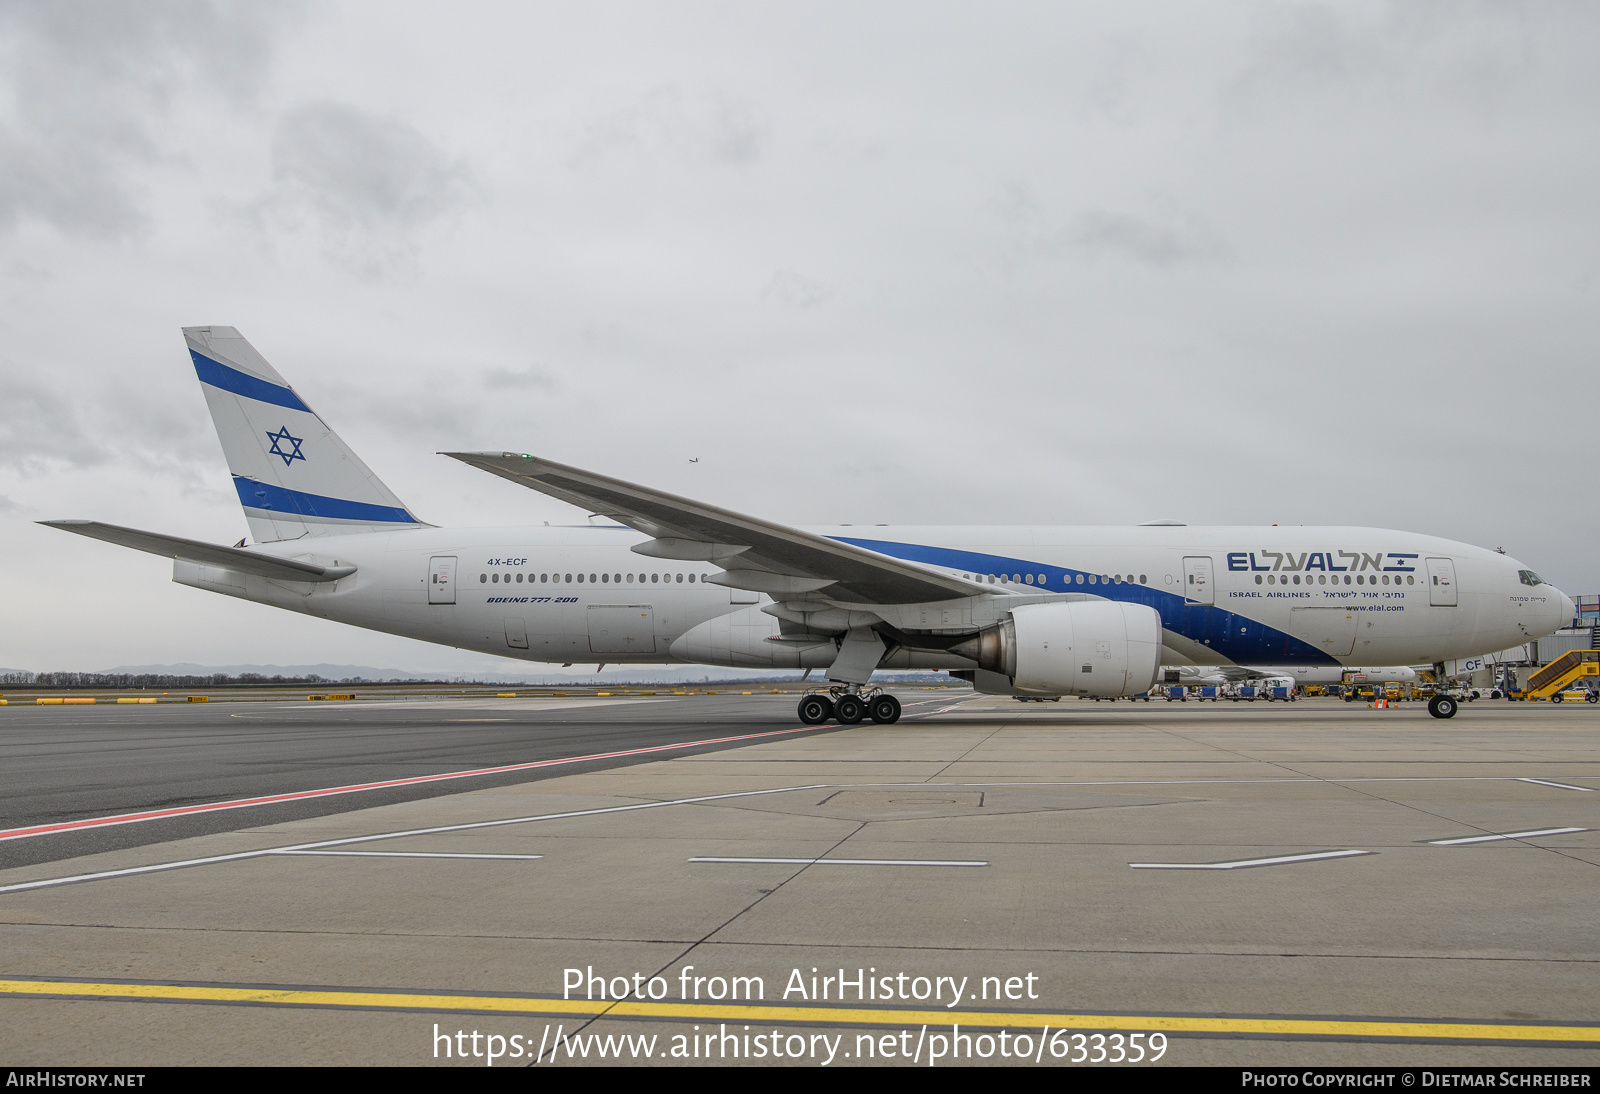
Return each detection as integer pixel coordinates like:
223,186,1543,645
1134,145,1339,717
1519,570,1544,587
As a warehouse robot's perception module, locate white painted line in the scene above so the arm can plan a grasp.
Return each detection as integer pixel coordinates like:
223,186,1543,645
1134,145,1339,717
1426,827,1588,846
1518,778,1596,792
0,785,827,895
1130,850,1372,870
689,857,988,867
270,850,544,860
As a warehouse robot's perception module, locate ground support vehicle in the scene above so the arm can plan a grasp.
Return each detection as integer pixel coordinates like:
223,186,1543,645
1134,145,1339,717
1515,651,1600,703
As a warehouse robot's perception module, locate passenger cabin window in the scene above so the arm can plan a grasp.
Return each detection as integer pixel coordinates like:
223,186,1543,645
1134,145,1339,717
479,573,486,583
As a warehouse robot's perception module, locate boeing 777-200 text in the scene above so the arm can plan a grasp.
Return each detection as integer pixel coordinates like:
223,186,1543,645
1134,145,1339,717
44,327,1573,724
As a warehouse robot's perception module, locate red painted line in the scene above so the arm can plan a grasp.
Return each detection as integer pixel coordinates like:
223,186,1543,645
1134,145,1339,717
0,722,835,843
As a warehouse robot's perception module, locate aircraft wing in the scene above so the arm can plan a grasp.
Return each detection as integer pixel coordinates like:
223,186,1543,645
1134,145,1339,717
442,452,984,605
41,520,357,583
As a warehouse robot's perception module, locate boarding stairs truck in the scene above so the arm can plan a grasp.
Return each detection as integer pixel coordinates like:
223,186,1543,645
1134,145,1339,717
1515,650,1600,703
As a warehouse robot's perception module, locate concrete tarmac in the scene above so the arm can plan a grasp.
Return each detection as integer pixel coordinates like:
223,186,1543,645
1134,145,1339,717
1,693,1597,1067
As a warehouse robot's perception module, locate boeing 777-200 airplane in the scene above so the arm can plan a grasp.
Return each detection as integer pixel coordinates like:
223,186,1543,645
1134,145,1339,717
44,327,1573,723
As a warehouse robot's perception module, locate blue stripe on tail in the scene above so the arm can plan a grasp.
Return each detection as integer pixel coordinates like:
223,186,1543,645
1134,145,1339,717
192,351,312,412
233,476,419,524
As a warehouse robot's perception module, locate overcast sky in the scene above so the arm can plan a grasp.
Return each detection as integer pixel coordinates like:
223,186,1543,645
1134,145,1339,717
2,1,1596,673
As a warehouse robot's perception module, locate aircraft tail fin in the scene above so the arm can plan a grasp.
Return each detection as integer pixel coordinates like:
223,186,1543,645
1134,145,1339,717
184,326,425,541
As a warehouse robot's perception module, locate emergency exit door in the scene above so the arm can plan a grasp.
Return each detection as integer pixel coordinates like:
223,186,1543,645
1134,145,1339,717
1183,556,1214,606
428,556,457,604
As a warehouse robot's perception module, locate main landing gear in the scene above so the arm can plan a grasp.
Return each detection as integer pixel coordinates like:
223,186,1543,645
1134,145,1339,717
798,686,901,726
1427,695,1459,719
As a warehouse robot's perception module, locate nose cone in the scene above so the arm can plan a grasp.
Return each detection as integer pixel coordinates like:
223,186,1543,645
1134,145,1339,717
1559,589,1576,627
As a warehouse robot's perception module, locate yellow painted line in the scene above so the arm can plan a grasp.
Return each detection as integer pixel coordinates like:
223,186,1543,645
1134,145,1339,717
0,980,1597,1043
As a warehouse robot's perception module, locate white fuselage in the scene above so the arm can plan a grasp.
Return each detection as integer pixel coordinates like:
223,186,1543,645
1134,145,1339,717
172,524,1569,673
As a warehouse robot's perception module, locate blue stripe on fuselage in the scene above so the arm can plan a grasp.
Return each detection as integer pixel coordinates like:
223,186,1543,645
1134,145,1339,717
233,476,418,524
192,351,313,412
831,536,1337,665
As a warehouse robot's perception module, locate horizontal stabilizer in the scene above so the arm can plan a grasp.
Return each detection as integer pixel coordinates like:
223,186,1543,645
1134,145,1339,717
41,520,356,583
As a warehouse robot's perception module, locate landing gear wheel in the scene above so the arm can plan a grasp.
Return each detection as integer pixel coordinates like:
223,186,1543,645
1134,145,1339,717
1428,695,1459,719
835,695,865,724
868,694,902,724
797,695,834,725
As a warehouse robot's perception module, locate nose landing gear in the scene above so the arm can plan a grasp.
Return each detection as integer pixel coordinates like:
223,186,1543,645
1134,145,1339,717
796,686,902,725
1427,695,1459,719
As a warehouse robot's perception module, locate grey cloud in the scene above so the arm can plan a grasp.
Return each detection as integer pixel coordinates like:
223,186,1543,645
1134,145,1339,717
1064,211,1224,265
988,184,1223,266
571,88,767,168
1224,3,1548,118
482,367,560,392
761,269,831,309
259,101,478,278
0,1,295,238
0,369,105,471
316,378,481,451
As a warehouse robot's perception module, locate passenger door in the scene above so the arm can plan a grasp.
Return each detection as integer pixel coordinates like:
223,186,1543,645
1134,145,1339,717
428,556,457,604
1182,556,1214,606
1426,557,1458,607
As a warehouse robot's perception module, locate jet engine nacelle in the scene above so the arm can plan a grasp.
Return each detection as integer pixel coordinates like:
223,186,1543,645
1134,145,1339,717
958,600,1163,697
